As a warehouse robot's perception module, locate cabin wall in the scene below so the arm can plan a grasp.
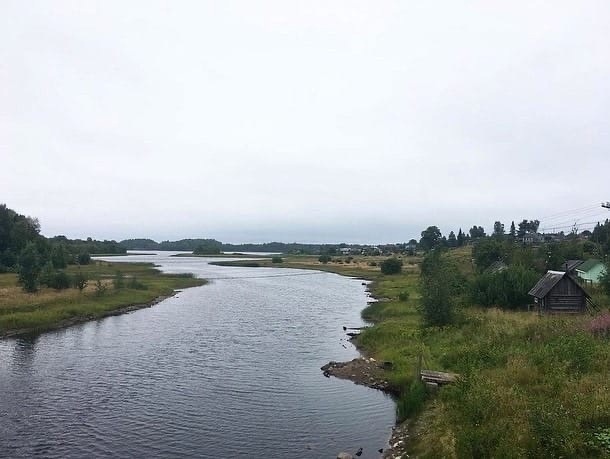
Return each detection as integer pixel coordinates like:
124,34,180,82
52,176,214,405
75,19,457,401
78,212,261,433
545,277,586,313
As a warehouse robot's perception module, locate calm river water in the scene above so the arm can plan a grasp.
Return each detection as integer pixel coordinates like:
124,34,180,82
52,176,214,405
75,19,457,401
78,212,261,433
0,252,395,458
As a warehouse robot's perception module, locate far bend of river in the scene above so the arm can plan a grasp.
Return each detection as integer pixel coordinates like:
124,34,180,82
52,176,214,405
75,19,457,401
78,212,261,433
0,252,396,458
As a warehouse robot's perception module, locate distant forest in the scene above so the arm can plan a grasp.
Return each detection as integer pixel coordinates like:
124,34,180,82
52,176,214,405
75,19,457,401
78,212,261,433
119,238,355,255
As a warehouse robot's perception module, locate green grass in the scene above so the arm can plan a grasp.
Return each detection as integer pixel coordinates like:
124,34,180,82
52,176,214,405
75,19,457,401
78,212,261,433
0,261,206,336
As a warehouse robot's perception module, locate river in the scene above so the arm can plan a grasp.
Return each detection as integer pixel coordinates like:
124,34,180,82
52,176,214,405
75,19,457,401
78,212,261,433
0,252,395,458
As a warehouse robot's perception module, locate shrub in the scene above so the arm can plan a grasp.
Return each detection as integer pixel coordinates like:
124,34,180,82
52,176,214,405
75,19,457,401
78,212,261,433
113,271,125,289
72,270,88,291
396,380,426,422
470,265,539,309
17,242,42,292
94,279,107,296
127,276,147,290
398,291,410,301
419,250,457,326
368,261,377,267
271,256,283,263
380,257,402,275
50,271,71,290
318,255,332,264
77,252,91,265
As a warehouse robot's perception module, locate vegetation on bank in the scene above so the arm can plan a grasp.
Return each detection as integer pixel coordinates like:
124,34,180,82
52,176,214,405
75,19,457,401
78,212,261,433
220,248,610,457
0,261,205,337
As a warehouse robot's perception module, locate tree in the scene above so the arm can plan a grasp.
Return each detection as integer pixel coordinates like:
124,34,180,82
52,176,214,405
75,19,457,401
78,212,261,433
17,242,42,292
517,219,540,237
447,231,457,248
472,238,506,272
380,257,403,275
600,261,610,296
419,250,458,326
193,240,222,255
318,254,332,263
420,226,442,252
492,221,505,239
457,228,465,247
51,244,70,268
469,225,486,240
509,221,516,240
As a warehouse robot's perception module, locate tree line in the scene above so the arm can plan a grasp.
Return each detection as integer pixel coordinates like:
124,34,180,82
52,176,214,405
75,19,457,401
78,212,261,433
0,204,125,292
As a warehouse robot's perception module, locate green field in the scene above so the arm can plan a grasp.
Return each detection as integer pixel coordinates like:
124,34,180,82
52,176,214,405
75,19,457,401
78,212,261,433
0,261,206,337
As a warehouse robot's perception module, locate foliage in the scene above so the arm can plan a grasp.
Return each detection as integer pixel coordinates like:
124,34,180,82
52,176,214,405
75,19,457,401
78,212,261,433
472,238,506,271
77,251,91,265
419,249,459,326
398,290,410,301
127,276,147,290
469,225,486,239
17,242,42,292
517,219,540,237
396,380,427,422
113,271,125,289
586,313,610,338
271,256,283,263
380,257,403,275
193,240,222,255
318,254,332,263
72,270,88,291
94,279,107,297
50,270,71,290
470,265,539,309
419,226,442,252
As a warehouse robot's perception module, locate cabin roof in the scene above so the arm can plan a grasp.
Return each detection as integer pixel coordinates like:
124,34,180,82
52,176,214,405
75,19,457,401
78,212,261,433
564,259,584,272
528,271,590,299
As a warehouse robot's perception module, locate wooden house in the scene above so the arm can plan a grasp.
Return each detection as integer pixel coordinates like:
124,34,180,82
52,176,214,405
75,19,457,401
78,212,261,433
528,270,590,314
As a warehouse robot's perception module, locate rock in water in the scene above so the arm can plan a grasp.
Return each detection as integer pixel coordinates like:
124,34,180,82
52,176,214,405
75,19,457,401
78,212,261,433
337,453,353,459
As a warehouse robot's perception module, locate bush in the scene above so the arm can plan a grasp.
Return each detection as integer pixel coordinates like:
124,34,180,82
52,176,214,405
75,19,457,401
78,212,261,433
419,250,457,326
17,242,42,292
50,271,71,290
470,265,539,309
271,256,283,263
318,255,332,264
77,252,91,265
398,291,410,301
113,271,125,289
127,276,147,290
368,261,377,267
72,270,88,291
396,380,426,422
94,279,107,296
380,257,403,275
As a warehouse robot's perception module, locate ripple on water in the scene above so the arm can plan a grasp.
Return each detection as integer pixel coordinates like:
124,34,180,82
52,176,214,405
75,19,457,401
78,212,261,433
0,253,395,458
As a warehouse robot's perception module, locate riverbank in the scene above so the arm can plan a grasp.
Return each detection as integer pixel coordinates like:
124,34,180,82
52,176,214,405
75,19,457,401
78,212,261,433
216,252,610,458
0,261,206,338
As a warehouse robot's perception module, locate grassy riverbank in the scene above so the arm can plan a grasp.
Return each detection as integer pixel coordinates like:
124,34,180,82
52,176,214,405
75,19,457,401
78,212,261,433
0,261,206,337
219,250,610,457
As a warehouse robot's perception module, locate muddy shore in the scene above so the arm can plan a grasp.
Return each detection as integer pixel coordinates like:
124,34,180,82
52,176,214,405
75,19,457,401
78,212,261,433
322,347,412,459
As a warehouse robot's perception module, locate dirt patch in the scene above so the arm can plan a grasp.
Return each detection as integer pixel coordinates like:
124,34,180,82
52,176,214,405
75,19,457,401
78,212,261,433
321,357,399,394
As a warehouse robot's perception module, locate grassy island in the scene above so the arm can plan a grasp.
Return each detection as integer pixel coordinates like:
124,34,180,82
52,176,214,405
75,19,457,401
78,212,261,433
214,249,610,458
0,261,206,338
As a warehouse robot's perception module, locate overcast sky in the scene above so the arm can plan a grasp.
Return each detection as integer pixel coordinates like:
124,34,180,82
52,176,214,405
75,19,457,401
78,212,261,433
2,1,610,243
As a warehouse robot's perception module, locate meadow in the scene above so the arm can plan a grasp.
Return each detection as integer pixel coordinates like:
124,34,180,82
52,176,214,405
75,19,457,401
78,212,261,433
219,249,610,457
0,261,205,337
